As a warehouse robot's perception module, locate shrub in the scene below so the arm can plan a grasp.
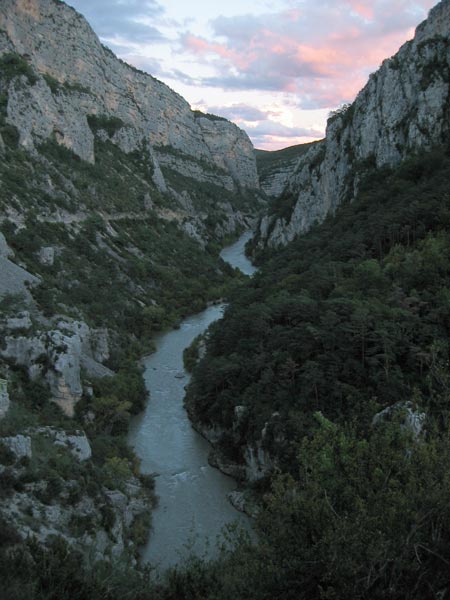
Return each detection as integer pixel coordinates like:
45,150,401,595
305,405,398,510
0,53,37,85
87,114,124,137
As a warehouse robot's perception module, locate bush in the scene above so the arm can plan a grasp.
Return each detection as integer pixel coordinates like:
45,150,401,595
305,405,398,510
0,441,16,466
0,53,38,85
87,114,124,137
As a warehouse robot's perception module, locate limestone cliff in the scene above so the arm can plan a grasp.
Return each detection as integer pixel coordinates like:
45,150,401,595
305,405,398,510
0,0,258,191
255,143,316,198
0,0,262,247
257,0,450,248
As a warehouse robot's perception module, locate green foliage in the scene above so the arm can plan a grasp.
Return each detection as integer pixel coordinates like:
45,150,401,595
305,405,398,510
42,72,61,93
1,366,55,420
183,334,203,372
181,145,450,596
0,537,160,600
0,441,16,466
0,292,27,315
327,102,355,127
189,147,450,445
101,456,133,490
193,109,228,122
130,510,152,546
0,138,239,339
267,188,298,221
0,52,37,85
87,114,124,137
0,123,20,148
212,426,450,600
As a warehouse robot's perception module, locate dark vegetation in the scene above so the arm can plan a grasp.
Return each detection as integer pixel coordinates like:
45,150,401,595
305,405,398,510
0,52,37,85
192,110,228,122
183,334,204,372
87,114,124,137
182,145,450,598
3,30,450,598
0,131,243,350
1,212,238,349
255,141,318,177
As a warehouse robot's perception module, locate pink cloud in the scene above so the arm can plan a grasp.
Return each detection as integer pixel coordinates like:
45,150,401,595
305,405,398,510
346,1,374,20
178,0,437,108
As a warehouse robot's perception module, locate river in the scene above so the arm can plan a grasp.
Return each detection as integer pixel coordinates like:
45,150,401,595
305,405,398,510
128,230,256,570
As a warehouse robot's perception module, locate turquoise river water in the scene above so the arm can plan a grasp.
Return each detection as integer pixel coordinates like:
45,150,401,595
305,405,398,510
128,231,256,569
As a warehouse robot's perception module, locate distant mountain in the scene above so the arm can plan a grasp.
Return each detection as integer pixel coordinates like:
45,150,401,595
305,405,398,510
255,142,319,198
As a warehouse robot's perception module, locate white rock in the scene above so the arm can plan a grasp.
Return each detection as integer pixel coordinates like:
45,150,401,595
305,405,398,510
5,311,32,331
0,380,10,420
2,435,32,459
0,232,13,258
0,0,260,190
37,247,55,266
372,401,426,439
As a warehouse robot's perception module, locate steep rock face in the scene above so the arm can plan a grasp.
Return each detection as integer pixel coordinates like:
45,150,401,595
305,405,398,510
255,143,316,198
258,0,450,248
0,0,259,191
260,163,297,198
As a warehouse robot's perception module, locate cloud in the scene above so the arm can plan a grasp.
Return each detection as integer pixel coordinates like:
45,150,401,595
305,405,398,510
246,121,324,140
207,104,275,122
179,0,436,108
200,103,325,149
67,0,167,45
247,119,325,150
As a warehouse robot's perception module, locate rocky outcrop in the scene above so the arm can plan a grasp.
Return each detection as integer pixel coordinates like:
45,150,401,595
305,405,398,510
259,162,298,198
257,0,450,247
46,427,92,461
0,255,40,299
255,144,316,198
0,426,153,564
0,379,9,419
2,434,31,459
372,401,426,439
0,317,113,416
189,404,277,485
0,0,259,193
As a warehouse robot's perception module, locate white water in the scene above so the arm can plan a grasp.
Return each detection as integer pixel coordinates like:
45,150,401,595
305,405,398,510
128,231,255,570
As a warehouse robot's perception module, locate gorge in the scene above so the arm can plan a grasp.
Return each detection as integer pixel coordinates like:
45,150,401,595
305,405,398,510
1,0,450,598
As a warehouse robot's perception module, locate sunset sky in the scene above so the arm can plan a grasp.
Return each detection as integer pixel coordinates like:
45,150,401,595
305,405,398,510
67,0,437,150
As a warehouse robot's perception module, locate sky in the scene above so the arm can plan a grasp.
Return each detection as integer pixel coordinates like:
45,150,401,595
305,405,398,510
67,0,437,150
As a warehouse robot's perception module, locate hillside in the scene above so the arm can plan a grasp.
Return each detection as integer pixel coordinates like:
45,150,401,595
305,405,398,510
0,0,264,417
0,0,262,568
2,0,450,598
185,143,450,599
